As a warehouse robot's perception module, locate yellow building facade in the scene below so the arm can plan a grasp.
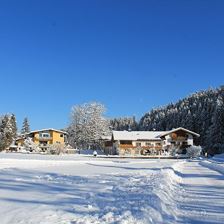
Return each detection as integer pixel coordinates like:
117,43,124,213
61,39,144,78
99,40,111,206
16,129,67,151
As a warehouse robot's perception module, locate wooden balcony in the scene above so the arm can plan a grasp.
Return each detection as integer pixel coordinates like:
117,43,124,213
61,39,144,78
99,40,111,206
154,146,163,150
119,144,162,150
143,146,162,150
119,144,135,149
35,137,53,141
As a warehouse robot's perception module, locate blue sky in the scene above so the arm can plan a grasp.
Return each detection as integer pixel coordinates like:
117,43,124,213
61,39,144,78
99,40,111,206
0,0,224,130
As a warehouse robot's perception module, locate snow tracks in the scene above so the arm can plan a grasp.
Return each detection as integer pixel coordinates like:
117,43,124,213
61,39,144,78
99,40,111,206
171,160,224,223
0,158,224,224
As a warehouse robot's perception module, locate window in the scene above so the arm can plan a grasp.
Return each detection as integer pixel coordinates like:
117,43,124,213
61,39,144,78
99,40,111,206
60,134,64,138
39,132,50,138
146,142,153,146
120,140,132,145
155,143,161,146
136,142,141,147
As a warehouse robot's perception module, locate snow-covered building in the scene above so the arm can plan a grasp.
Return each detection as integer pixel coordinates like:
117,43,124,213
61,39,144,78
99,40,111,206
104,127,200,156
15,128,68,152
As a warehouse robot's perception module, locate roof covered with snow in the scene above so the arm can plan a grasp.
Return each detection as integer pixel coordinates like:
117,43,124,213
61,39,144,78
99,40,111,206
159,127,200,137
112,131,167,141
112,127,200,141
100,135,112,140
29,128,67,135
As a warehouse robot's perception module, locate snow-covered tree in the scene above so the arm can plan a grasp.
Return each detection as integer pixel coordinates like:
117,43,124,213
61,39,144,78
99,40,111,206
23,137,41,153
11,114,17,138
0,116,5,150
68,102,110,149
186,145,202,158
21,117,30,134
47,143,66,155
0,114,17,151
110,116,138,131
169,147,178,157
206,89,224,155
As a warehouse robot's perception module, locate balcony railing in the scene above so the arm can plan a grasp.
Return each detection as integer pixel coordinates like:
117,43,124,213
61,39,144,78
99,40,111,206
35,136,53,141
119,144,162,150
119,144,135,148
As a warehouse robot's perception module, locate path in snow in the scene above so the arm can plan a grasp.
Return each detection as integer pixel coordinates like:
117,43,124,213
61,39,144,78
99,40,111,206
175,160,224,223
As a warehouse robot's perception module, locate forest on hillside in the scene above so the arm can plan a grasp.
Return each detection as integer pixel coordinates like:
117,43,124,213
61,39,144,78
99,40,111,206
111,86,224,155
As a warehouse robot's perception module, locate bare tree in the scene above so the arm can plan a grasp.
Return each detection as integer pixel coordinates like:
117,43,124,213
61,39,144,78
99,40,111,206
68,102,110,150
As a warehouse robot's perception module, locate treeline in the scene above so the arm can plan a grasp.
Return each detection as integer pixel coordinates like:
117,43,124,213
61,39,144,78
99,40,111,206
110,117,138,131
111,86,224,155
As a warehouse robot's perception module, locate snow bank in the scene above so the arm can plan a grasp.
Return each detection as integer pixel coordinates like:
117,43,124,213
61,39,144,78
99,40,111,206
152,162,185,222
200,160,224,174
199,154,224,174
212,153,224,162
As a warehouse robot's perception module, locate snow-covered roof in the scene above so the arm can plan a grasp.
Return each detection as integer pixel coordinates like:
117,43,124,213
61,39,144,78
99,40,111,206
112,131,167,141
159,127,200,137
100,135,112,140
112,127,200,141
29,128,67,135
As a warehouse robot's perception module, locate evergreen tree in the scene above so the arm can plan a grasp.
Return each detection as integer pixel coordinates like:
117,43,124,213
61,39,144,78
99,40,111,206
11,114,17,138
0,116,7,151
0,114,17,151
21,117,30,134
206,90,224,154
110,116,138,131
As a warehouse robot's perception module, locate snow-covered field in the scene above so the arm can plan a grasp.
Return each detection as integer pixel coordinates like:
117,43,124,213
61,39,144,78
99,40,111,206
0,153,224,224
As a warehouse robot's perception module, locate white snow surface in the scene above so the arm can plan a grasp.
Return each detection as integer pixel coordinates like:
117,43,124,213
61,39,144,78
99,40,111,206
0,153,224,224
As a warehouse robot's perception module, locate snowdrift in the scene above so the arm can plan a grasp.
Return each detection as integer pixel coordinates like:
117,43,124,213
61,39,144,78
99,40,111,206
200,159,224,174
